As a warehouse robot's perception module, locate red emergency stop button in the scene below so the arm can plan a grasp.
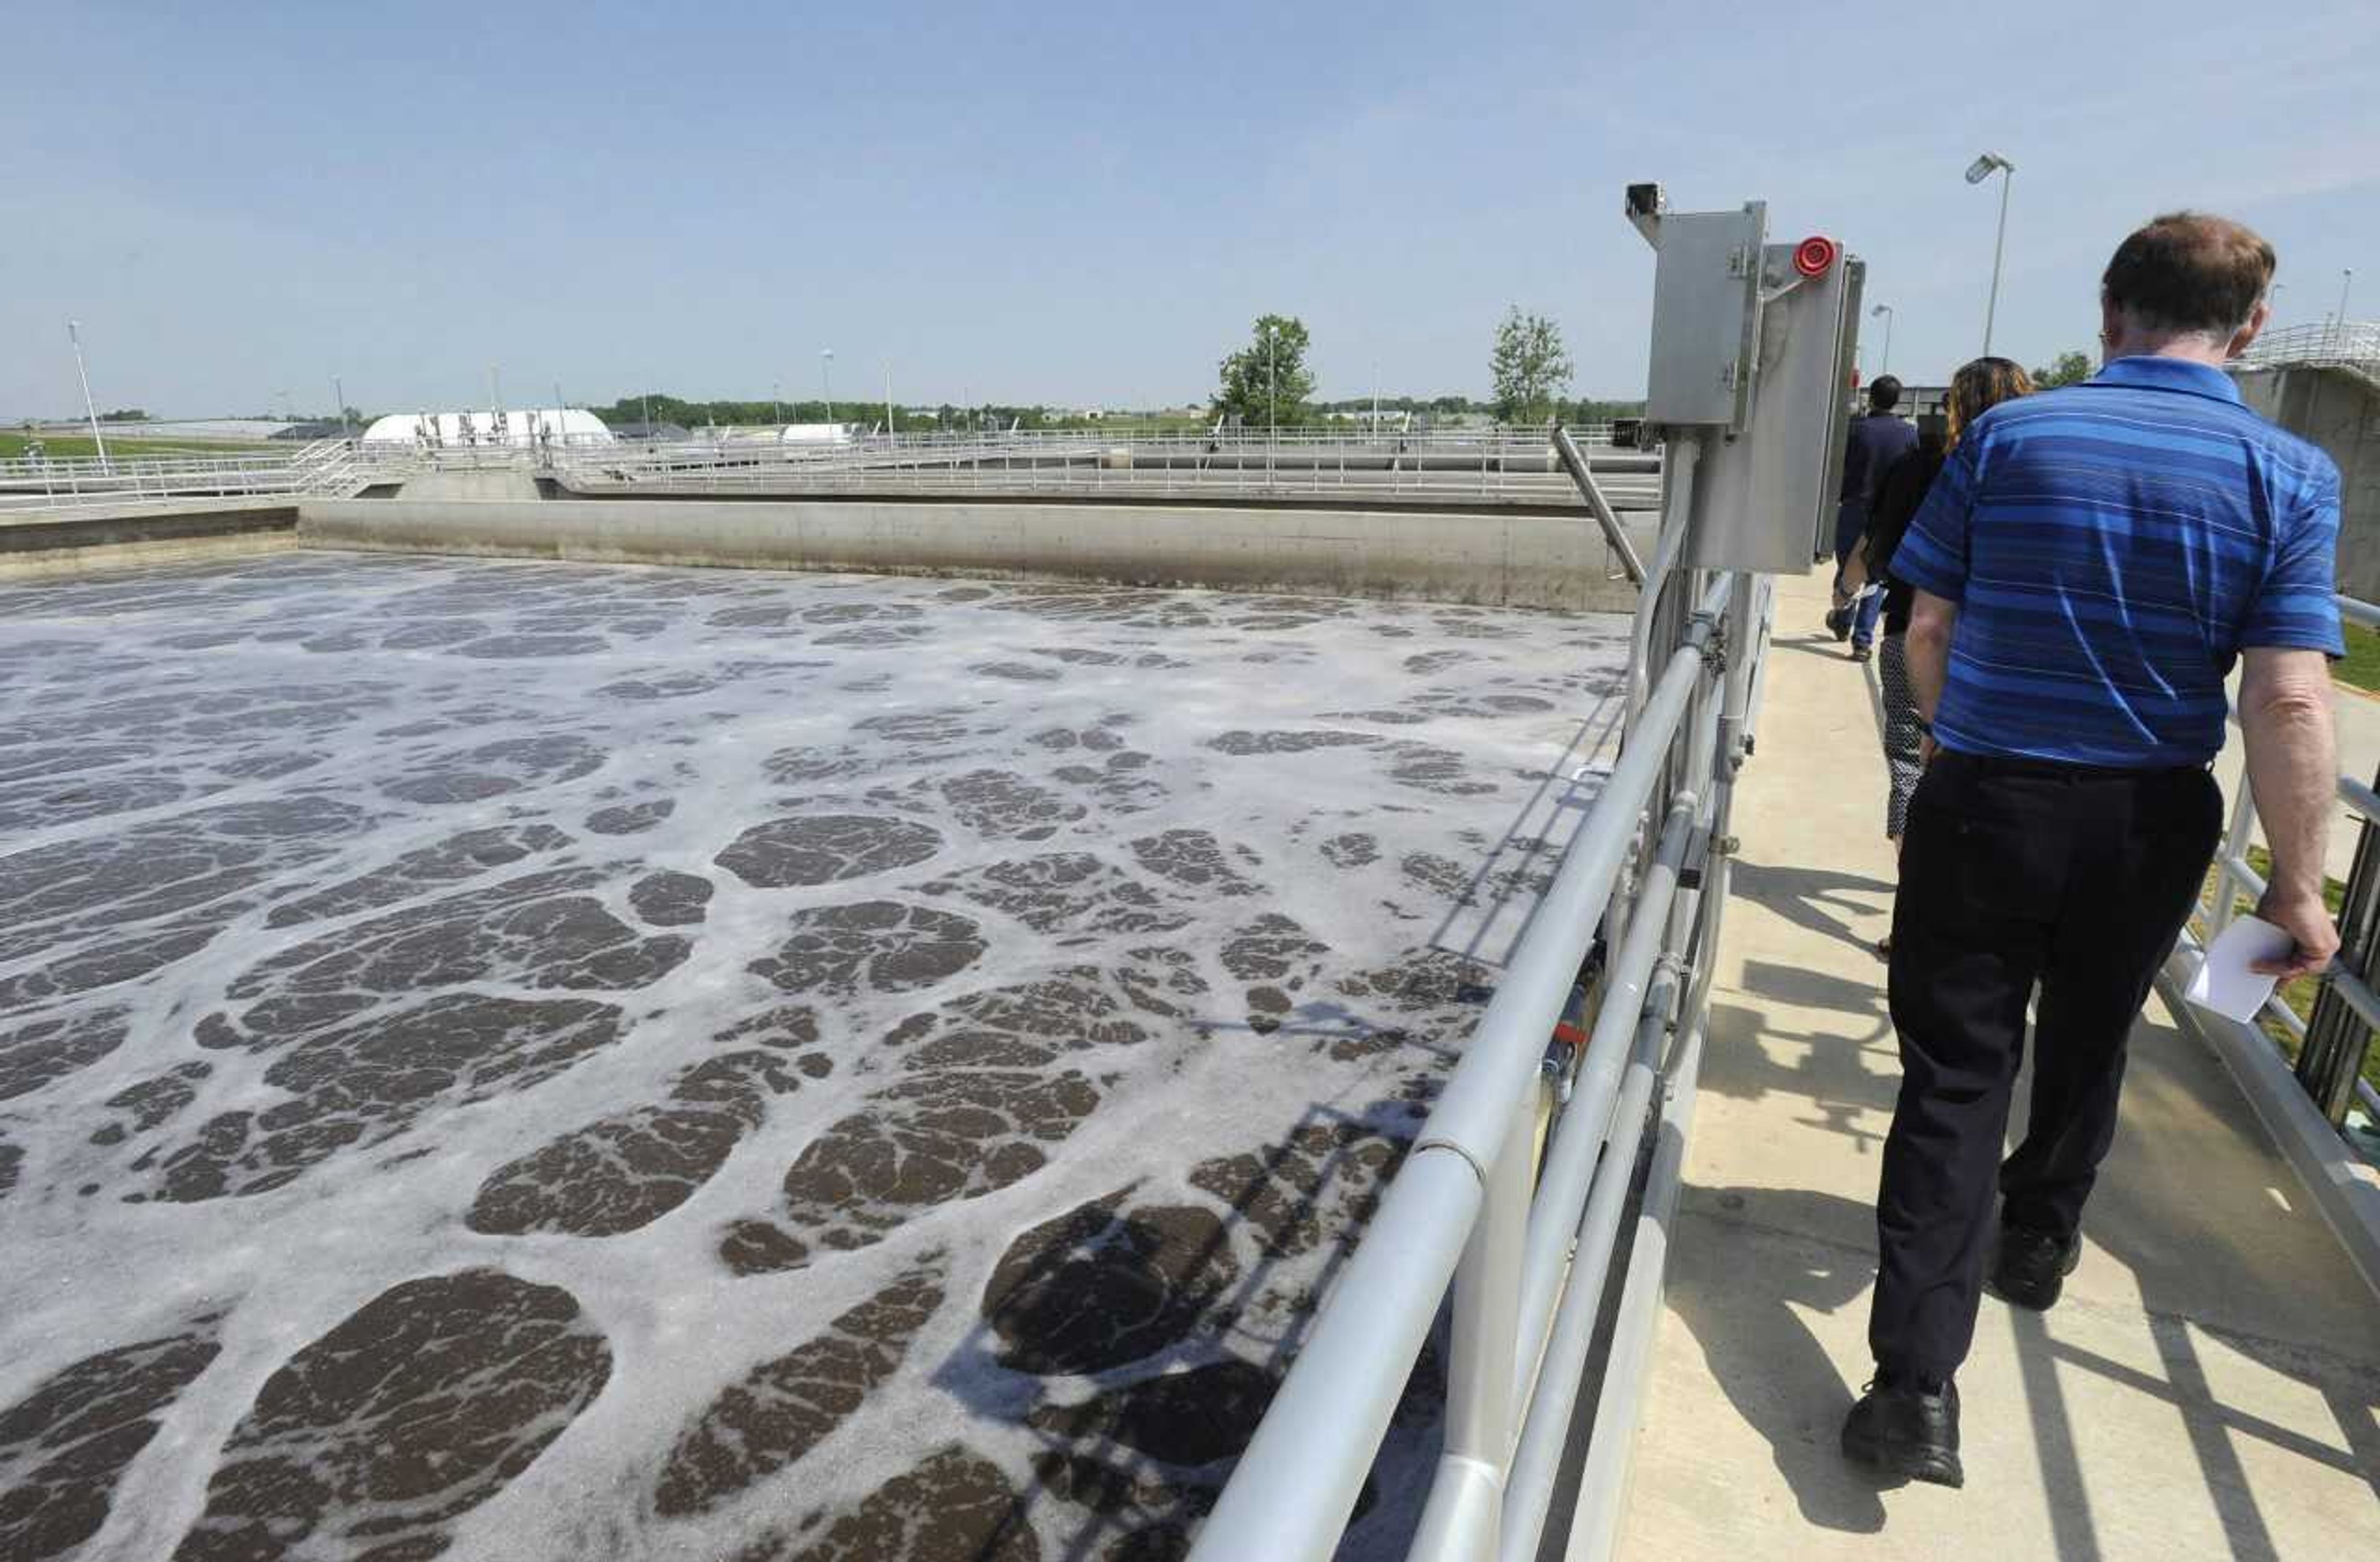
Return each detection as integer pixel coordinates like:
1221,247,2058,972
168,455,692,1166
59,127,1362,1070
1794,236,1839,277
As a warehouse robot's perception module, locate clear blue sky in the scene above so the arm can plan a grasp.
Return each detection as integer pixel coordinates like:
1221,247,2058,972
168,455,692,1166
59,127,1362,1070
5,1,2376,418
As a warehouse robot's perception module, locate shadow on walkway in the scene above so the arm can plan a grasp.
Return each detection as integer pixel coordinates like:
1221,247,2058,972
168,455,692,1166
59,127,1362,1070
1664,1185,1887,1535
1728,860,1893,963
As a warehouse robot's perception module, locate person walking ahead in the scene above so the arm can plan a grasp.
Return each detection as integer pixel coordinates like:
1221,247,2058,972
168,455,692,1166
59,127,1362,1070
1827,375,1918,660
1843,360,2035,855
1841,213,2343,1488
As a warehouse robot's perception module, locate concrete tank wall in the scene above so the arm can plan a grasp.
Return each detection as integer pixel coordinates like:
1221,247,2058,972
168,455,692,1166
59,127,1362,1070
2236,365,2380,601
298,496,1649,612
0,502,300,579
394,467,545,501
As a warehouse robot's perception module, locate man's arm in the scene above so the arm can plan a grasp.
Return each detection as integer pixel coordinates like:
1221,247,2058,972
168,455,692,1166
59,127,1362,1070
2238,646,2341,978
1904,589,1957,723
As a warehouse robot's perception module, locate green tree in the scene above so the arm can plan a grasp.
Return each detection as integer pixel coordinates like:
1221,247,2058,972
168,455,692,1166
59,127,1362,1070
1490,307,1574,424
2032,350,2093,389
1212,314,1316,430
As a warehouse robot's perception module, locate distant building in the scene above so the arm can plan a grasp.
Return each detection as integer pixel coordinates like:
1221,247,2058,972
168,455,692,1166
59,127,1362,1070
1894,384,1950,420
609,420,689,443
359,408,614,448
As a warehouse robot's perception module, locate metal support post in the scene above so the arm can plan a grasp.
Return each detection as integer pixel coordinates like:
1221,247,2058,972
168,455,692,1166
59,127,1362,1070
1513,795,1698,1410
2298,780,2380,1123
1551,426,1645,585
1560,1010,1709,1562
1626,436,1699,737
2206,781,2260,944
1498,966,1678,1562
68,320,110,472
1409,1086,1539,1559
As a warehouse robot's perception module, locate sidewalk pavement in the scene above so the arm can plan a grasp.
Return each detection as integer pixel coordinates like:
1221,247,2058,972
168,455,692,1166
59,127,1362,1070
1613,567,2380,1561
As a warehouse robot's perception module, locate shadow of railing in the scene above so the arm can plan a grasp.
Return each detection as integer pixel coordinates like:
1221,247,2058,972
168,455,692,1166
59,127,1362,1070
923,1086,1446,1562
1424,685,1626,973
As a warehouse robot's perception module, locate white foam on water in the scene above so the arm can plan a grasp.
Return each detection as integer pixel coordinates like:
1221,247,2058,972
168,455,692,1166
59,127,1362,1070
0,553,1628,1562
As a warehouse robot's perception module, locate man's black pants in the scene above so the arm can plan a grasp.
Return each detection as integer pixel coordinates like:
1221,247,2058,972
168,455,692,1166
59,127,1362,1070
1869,751,2221,1381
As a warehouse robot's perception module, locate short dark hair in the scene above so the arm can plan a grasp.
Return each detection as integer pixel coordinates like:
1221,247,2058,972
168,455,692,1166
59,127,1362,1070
2102,212,2275,337
1867,374,1903,411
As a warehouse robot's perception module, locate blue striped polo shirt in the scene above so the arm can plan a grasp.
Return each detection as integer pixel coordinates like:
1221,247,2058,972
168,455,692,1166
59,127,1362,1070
1892,355,2344,767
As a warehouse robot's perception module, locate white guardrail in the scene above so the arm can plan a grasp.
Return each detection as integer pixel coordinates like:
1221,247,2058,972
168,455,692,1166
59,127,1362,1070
555,426,1660,506
1183,583,2380,1558
2236,319,2380,378
2191,592,2380,1126
1183,409,1772,1562
0,439,412,513
0,428,1662,516
2162,591,2380,1295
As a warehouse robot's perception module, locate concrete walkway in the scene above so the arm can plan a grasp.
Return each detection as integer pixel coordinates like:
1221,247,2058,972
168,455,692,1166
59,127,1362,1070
1615,568,2380,1560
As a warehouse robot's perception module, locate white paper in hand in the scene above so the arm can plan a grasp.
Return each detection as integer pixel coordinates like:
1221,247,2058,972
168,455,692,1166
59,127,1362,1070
2184,915,2294,1023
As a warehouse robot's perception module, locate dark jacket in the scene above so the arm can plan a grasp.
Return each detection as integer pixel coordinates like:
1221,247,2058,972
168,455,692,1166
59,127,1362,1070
1865,434,1949,636
1840,411,1919,509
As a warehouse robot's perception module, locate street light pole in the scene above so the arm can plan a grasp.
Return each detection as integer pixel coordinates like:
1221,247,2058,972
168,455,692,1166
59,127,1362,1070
66,320,108,470
1870,304,1895,377
2341,268,2356,328
1965,151,2016,356
1266,325,1277,436
821,349,835,424
334,376,350,439
884,361,894,438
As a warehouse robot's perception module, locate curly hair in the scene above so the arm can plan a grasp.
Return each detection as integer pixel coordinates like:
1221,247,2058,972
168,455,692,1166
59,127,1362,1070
1946,357,2035,447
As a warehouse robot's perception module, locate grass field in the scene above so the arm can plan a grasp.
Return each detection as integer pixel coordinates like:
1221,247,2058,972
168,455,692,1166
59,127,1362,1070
2333,622,2380,694
2216,844,2380,1097
1,432,279,461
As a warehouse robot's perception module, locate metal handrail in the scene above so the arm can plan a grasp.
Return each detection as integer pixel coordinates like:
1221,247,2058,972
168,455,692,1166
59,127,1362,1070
2236,319,2380,376
553,426,1657,509
0,428,1659,516
0,438,421,514
1186,550,1762,1560
2187,592,2380,1132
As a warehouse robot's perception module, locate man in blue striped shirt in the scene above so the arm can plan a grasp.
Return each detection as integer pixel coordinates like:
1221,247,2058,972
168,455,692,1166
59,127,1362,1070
1843,213,2343,1488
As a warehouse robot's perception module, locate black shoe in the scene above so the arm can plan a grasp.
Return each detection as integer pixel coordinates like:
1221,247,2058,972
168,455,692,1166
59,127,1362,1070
1826,607,1851,642
1842,1373,1963,1488
1991,1224,2081,1310
1849,643,1873,663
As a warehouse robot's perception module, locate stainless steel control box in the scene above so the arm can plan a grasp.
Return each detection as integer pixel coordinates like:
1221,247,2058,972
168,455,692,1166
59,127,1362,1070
1630,186,1864,574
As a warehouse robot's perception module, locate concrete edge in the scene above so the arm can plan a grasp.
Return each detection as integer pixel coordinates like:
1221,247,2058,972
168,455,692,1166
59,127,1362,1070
0,530,301,581
550,480,1666,519
297,496,1645,613
2155,946,2380,1300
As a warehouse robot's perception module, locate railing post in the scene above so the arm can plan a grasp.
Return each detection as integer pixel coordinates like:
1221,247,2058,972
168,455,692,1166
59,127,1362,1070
2297,771,2380,1123
1406,1080,1538,1561
2208,780,2260,943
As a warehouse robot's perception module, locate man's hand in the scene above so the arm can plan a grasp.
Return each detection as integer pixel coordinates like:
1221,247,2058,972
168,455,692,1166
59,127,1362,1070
2250,886,2339,979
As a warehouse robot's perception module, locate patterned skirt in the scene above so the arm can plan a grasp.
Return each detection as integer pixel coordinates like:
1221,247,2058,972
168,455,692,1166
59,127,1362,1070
1877,633,1926,839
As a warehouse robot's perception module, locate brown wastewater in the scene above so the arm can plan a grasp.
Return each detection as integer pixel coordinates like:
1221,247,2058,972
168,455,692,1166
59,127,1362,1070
0,553,1627,1561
